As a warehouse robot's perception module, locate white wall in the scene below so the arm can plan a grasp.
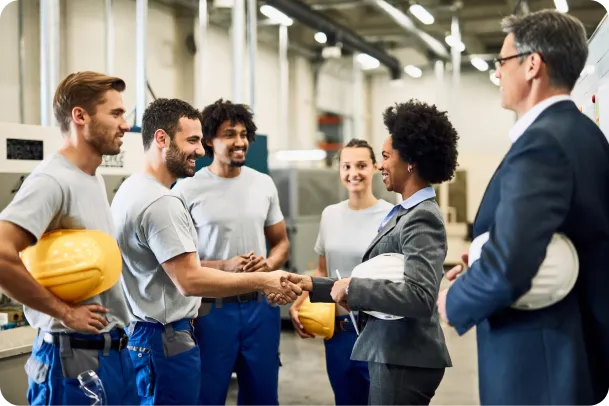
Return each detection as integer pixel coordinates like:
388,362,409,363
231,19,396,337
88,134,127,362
371,70,516,221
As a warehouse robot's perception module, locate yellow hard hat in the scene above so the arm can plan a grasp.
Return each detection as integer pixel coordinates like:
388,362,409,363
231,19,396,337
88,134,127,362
20,229,122,304
298,297,335,340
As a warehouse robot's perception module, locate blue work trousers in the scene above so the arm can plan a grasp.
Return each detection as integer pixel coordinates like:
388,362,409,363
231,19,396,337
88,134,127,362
127,318,201,405
324,314,370,405
194,299,281,405
25,328,139,405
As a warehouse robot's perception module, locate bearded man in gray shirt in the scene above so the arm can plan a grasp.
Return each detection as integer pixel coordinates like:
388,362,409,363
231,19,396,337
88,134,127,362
0,72,138,405
112,98,301,406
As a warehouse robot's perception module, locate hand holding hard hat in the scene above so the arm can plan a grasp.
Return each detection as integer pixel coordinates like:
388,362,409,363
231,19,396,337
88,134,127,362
297,297,336,340
20,229,123,304
468,232,579,310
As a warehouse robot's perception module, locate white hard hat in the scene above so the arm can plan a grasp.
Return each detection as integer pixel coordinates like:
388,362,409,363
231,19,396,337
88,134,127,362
468,232,579,310
351,253,405,320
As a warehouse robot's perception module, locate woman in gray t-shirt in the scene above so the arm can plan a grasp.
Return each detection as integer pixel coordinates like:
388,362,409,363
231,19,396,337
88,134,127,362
289,139,393,405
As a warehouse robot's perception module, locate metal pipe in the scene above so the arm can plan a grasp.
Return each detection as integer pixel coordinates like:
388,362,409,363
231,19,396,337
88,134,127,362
194,0,208,108
40,0,60,127
264,0,402,79
136,0,147,128
104,0,114,75
451,14,461,89
364,0,449,59
247,0,257,113
232,0,245,102
18,0,25,124
279,24,289,144
352,55,364,141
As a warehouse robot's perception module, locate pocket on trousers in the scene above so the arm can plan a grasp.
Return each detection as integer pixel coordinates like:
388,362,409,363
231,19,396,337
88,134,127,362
59,348,100,379
162,329,197,357
25,356,50,384
25,356,50,406
128,345,155,397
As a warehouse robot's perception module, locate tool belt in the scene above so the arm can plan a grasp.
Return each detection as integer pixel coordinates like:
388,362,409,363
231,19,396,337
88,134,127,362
201,291,260,304
41,329,129,352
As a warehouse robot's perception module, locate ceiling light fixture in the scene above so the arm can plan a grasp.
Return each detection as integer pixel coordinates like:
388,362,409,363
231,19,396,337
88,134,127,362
471,57,489,72
445,35,465,52
409,4,434,25
404,65,422,78
314,32,327,44
260,5,293,26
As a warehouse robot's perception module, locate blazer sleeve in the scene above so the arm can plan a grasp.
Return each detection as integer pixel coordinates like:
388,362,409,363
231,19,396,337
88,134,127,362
446,130,573,335
309,277,336,303
346,206,447,319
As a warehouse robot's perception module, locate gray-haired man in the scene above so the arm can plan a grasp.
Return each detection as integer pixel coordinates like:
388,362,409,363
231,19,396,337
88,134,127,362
438,9,609,405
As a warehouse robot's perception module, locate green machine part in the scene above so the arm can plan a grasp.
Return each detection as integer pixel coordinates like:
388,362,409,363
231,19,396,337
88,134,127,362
194,135,269,175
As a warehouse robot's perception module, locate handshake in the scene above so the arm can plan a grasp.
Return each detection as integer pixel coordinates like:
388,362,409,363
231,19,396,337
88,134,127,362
256,271,313,305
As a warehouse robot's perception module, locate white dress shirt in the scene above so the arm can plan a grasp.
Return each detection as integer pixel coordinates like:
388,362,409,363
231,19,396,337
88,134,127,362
508,95,573,143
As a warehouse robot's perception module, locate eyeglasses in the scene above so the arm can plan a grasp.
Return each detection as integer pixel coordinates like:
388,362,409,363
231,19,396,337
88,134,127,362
493,51,545,70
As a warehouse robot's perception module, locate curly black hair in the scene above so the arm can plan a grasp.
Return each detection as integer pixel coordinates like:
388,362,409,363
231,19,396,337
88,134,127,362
383,99,459,184
200,99,257,157
141,98,201,151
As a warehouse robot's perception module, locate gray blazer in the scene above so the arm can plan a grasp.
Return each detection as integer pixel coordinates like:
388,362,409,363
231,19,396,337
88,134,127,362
311,199,452,369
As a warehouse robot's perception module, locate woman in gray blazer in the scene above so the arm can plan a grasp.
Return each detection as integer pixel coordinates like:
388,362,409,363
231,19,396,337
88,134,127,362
283,99,459,405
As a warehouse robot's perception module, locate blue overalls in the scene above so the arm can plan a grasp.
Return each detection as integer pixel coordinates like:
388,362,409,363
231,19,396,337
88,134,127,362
324,314,370,405
194,293,281,405
127,318,201,405
25,328,139,405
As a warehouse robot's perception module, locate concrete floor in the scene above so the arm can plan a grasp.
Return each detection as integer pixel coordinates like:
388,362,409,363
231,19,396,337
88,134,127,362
226,321,480,405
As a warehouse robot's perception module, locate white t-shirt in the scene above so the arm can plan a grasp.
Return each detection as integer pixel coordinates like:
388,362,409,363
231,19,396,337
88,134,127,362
315,199,394,279
173,166,284,262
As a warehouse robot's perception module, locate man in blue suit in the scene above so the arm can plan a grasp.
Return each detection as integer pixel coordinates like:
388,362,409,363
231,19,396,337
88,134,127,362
437,9,609,405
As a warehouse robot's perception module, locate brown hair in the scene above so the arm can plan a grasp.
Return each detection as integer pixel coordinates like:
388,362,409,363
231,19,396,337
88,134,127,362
339,138,377,165
53,71,126,133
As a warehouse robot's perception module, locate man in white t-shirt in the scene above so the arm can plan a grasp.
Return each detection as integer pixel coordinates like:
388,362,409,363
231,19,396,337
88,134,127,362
173,99,289,405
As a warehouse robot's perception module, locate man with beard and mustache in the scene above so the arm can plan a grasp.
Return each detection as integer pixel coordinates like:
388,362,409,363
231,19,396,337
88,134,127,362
111,98,301,405
0,72,139,405
172,99,290,406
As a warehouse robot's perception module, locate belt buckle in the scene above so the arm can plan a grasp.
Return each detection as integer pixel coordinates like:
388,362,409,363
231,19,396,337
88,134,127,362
118,334,129,351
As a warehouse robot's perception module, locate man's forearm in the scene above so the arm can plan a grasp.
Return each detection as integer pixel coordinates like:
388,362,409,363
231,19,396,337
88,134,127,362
180,266,266,297
267,240,289,271
0,249,71,322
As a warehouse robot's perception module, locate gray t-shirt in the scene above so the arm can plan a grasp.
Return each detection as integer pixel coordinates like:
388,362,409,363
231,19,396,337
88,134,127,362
0,153,131,333
315,199,394,279
173,166,284,262
111,173,200,324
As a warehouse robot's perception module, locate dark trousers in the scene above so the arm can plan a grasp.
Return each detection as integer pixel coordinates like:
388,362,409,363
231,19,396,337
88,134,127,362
368,362,445,405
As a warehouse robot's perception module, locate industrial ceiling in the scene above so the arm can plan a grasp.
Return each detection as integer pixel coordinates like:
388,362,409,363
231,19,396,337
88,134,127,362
158,0,607,76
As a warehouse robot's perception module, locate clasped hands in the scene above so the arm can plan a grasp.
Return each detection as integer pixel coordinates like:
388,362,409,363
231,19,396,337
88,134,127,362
264,274,353,309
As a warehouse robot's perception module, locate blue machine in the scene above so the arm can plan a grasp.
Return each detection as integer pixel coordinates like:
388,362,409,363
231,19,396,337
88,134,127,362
195,135,269,174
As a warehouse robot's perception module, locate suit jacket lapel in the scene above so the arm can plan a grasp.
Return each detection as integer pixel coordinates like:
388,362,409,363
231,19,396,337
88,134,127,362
363,209,407,259
472,156,506,228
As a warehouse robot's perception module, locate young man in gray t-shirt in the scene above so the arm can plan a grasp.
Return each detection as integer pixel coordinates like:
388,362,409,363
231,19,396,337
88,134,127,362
172,99,290,406
0,72,138,405
112,98,300,405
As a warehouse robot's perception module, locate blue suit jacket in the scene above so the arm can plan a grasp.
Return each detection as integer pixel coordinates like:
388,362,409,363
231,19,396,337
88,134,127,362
446,101,609,405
